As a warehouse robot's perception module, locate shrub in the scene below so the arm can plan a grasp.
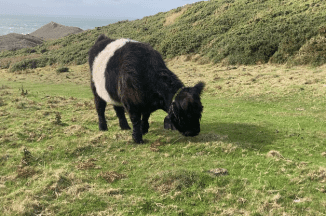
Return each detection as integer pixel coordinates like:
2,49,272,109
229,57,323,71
290,35,326,66
10,59,38,71
56,67,69,73
9,57,56,72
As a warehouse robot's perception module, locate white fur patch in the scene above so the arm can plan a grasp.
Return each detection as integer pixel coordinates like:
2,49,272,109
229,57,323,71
92,38,138,105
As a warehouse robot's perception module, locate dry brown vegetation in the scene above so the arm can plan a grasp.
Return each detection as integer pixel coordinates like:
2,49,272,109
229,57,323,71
3,55,325,100
164,5,190,26
166,55,326,99
1,63,90,85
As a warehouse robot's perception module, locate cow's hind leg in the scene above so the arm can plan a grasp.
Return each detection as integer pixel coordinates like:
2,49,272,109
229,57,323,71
114,106,131,130
94,94,108,131
129,111,143,144
141,112,150,135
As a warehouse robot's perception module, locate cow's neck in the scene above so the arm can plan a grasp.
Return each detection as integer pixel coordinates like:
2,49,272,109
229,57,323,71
165,84,184,112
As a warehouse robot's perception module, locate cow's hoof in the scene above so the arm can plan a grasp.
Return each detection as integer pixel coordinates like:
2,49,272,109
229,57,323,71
141,123,149,135
99,125,108,131
134,139,144,144
141,128,148,135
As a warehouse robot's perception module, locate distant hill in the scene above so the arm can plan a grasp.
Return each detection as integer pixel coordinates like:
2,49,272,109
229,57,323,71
0,33,43,51
1,0,326,71
30,21,84,40
0,22,84,52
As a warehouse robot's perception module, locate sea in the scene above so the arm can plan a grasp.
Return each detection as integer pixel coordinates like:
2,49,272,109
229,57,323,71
0,14,132,36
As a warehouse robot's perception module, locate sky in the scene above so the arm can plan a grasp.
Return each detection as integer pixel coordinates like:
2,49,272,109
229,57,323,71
0,0,207,20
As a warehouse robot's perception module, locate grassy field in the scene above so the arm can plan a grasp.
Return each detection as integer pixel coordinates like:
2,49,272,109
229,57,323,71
0,57,325,215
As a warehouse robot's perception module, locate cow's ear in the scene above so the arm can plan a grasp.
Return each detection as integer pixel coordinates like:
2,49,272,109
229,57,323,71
194,82,205,95
95,34,107,44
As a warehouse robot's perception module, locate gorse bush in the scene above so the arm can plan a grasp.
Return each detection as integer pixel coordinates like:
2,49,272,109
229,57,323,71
56,66,69,73
9,57,56,72
1,0,326,70
290,34,326,66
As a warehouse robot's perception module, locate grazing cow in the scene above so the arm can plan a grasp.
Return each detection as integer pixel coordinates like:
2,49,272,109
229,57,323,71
88,34,205,143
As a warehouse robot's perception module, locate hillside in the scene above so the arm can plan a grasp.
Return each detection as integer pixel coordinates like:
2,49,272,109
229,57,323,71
29,21,84,40
1,0,326,71
0,33,43,52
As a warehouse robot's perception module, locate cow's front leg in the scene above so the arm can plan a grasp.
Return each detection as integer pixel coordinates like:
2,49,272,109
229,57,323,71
141,112,150,135
129,112,143,144
164,115,177,130
114,106,131,130
94,94,108,131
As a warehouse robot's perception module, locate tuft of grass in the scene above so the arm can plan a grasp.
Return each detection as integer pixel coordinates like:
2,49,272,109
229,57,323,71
150,169,215,194
16,167,39,179
98,171,127,183
53,112,62,125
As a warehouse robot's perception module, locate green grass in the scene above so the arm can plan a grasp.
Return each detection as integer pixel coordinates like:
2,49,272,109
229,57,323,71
0,61,325,215
1,0,326,71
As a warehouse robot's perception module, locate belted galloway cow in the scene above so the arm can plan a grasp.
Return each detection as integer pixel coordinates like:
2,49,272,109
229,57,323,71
89,34,205,143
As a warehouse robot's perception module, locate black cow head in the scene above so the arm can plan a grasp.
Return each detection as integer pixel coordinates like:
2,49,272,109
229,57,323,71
164,82,205,137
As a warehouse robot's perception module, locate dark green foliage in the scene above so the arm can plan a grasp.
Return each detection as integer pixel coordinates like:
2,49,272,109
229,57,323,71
21,148,36,167
24,48,36,54
56,67,69,73
9,57,56,72
10,59,38,71
1,0,326,69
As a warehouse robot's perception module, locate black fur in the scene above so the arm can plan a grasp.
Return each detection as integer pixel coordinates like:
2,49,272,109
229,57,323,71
89,34,205,143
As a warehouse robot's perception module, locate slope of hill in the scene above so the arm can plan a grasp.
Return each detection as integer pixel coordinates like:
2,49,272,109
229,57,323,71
30,21,84,40
1,0,326,71
0,33,43,52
